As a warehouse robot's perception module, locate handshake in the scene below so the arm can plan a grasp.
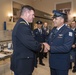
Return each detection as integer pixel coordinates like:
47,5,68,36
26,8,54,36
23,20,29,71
40,43,50,53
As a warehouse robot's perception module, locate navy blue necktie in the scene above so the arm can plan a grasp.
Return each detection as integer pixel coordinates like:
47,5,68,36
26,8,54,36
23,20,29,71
54,28,58,34
52,28,58,38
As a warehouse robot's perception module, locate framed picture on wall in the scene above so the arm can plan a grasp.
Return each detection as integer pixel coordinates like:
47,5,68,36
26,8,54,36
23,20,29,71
56,2,71,15
13,1,23,22
13,8,21,22
55,2,73,22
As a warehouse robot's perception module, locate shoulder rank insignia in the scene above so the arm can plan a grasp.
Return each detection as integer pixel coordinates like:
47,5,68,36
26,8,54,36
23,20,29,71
69,32,72,36
20,21,27,24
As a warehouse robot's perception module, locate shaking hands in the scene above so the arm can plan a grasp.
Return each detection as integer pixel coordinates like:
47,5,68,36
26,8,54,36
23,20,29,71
40,43,50,53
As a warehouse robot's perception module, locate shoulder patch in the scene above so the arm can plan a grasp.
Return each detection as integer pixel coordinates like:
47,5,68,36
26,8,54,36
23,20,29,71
20,21,27,24
69,32,72,36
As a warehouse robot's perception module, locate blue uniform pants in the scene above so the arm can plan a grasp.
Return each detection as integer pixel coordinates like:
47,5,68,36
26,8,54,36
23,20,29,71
51,68,68,75
14,73,32,75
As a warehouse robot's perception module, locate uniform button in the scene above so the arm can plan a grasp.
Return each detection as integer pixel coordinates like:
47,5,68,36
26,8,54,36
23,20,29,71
27,57,29,58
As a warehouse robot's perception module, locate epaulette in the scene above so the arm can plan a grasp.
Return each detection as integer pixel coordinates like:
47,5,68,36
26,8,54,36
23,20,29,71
20,21,27,24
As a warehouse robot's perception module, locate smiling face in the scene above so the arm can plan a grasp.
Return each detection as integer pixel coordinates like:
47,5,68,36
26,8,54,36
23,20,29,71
70,21,76,28
26,10,35,23
53,17,64,28
20,5,35,23
23,10,35,23
44,22,48,28
37,24,42,29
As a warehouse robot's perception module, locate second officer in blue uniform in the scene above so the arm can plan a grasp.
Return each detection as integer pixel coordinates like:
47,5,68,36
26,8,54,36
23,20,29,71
48,10,74,75
33,20,46,66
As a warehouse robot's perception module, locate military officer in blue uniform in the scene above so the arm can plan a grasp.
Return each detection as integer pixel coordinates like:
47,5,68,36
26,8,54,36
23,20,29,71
47,10,74,75
42,22,50,58
10,5,50,75
70,21,76,72
33,20,46,67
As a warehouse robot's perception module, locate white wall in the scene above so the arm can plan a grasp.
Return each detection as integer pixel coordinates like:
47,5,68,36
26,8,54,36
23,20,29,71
0,0,12,30
0,0,33,30
0,0,76,30
31,0,73,14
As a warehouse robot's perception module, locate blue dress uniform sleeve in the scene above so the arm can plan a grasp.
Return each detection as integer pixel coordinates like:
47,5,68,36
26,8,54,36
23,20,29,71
16,23,41,51
50,30,74,53
33,29,37,39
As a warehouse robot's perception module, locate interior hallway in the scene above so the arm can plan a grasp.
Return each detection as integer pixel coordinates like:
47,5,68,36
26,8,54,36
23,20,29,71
32,54,76,75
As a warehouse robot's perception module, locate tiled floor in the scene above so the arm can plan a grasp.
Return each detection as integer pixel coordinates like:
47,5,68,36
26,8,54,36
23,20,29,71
1,54,76,75
33,56,76,75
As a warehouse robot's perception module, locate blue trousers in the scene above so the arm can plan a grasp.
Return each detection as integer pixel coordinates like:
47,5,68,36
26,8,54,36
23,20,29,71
51,68,68,75
14,73,32,75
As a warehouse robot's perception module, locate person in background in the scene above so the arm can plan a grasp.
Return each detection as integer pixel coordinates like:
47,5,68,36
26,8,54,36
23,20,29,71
43,22,49,37
70,21,76,72
42,22,50,58
47,10,74,75
10,5,50,75
33,20,46,67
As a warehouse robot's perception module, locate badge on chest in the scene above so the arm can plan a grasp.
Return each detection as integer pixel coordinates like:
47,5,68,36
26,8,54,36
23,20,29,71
58,34,63,38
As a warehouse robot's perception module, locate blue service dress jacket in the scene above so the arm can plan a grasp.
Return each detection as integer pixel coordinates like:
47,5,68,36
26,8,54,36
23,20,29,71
70,28,76,62
71,28,76,48
33,29,46,43
33,28,46,59
48,25,74,70
10,18,42,75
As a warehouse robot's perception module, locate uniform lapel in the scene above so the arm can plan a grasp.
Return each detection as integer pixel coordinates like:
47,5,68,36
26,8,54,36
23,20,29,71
37,29,40,35
51,25,66,41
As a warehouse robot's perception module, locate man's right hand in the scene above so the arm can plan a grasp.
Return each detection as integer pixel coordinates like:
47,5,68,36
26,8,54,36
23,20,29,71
42,43,50,53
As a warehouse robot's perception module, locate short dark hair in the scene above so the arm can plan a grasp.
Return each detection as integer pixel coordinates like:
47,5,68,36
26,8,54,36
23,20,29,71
20,5,35,15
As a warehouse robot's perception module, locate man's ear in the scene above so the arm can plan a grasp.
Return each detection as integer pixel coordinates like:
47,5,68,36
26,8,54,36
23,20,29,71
61,17,64,23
